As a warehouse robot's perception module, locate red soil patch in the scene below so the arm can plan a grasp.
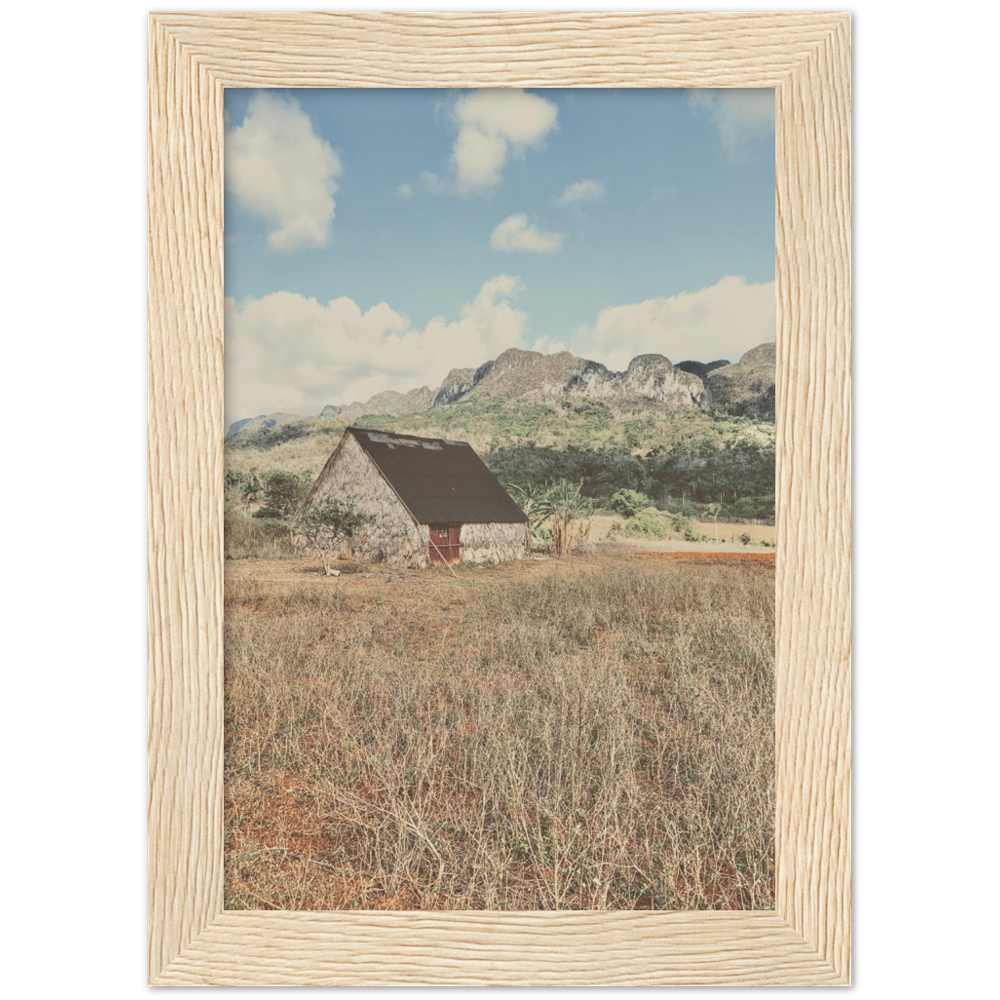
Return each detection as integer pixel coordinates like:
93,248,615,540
635,550,776,565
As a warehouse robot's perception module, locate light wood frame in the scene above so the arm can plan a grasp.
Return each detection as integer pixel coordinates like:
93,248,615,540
148,11,851,986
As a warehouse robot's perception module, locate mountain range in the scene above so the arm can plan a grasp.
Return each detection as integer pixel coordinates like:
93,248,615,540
226,343,776,441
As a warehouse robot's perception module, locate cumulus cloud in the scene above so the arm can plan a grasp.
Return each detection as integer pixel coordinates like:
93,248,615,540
453,128,508,191
448,89,558,193
490,214,565,253
554,179,605,206
396,182,414,198
688,89,775,163
225,276,528,423
537,276,775,372
225,93,342,251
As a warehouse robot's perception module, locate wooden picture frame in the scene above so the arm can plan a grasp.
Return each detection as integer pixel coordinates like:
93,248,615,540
148,11,851,986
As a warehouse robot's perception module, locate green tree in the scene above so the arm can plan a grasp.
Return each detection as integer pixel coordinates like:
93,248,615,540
253,471,310,520
296,496,374,575
610,488,650,519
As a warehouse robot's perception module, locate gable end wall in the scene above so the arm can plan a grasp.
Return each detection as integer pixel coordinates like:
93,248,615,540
309,432,429,568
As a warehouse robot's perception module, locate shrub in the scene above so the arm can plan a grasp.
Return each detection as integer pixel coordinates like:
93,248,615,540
610,488,651,519
620,509,672,539
572,400,614,425
541,480,595,558
668,512,694,536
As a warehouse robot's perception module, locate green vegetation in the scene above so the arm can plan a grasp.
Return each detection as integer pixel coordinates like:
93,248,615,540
225,468,312,515
509,480,597,556
253,471,310,520
668,512,701,542
610,509,701,542
225,397,775,525
616,509,672,540
229,397,772,458
610,488,651,519
228,422,311,450
381,396,772,456
487,443,775,524
297,496,374,575
538,480,596,558
224,468,372,573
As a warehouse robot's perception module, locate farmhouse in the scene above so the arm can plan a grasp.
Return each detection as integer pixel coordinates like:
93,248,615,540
302,426,529,568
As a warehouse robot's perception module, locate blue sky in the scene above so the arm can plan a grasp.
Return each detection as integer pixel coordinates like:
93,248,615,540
224,88,774,423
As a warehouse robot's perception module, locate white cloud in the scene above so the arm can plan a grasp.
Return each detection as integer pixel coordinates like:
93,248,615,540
688,89,775,163
420,170,446,194
536,276,775,372
454,127,509,191
554,179,605,206
454,89,558,146
533,337,567,354
448,89,558,193
225,276,528,423
226,93,342,251
396,182,414,198
490,214,565,254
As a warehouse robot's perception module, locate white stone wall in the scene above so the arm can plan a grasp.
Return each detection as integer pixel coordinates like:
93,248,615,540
308,433,430,567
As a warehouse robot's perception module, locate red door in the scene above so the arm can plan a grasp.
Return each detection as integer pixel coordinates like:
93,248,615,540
429,525,461,565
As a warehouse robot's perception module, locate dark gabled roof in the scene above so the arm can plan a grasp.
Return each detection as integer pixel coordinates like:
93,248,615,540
347,427,527,525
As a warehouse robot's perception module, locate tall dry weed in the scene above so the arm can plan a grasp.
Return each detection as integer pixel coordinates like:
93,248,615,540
225,552,774,910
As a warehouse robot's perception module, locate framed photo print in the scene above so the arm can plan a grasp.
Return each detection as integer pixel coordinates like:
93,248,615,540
148,11,850,986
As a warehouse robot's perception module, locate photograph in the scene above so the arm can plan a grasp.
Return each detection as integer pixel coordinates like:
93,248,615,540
222,86,777,912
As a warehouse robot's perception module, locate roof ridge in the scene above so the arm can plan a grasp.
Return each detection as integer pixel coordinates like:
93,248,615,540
346,425,464,447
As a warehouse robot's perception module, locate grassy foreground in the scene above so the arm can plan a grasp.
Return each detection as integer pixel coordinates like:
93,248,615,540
224,550,774,910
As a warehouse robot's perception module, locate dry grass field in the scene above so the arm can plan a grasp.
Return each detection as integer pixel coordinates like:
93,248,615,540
224,548,774,911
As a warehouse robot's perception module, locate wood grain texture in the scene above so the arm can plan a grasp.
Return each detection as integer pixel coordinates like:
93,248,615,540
156,912,843,987
148,11,851,986
147,12,225,982
150,11,848,89
774,15,852,981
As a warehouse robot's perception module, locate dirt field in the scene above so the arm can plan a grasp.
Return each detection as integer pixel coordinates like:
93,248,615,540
224,548,775,911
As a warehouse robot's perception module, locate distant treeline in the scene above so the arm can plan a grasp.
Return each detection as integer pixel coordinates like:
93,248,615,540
485,442,775,523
